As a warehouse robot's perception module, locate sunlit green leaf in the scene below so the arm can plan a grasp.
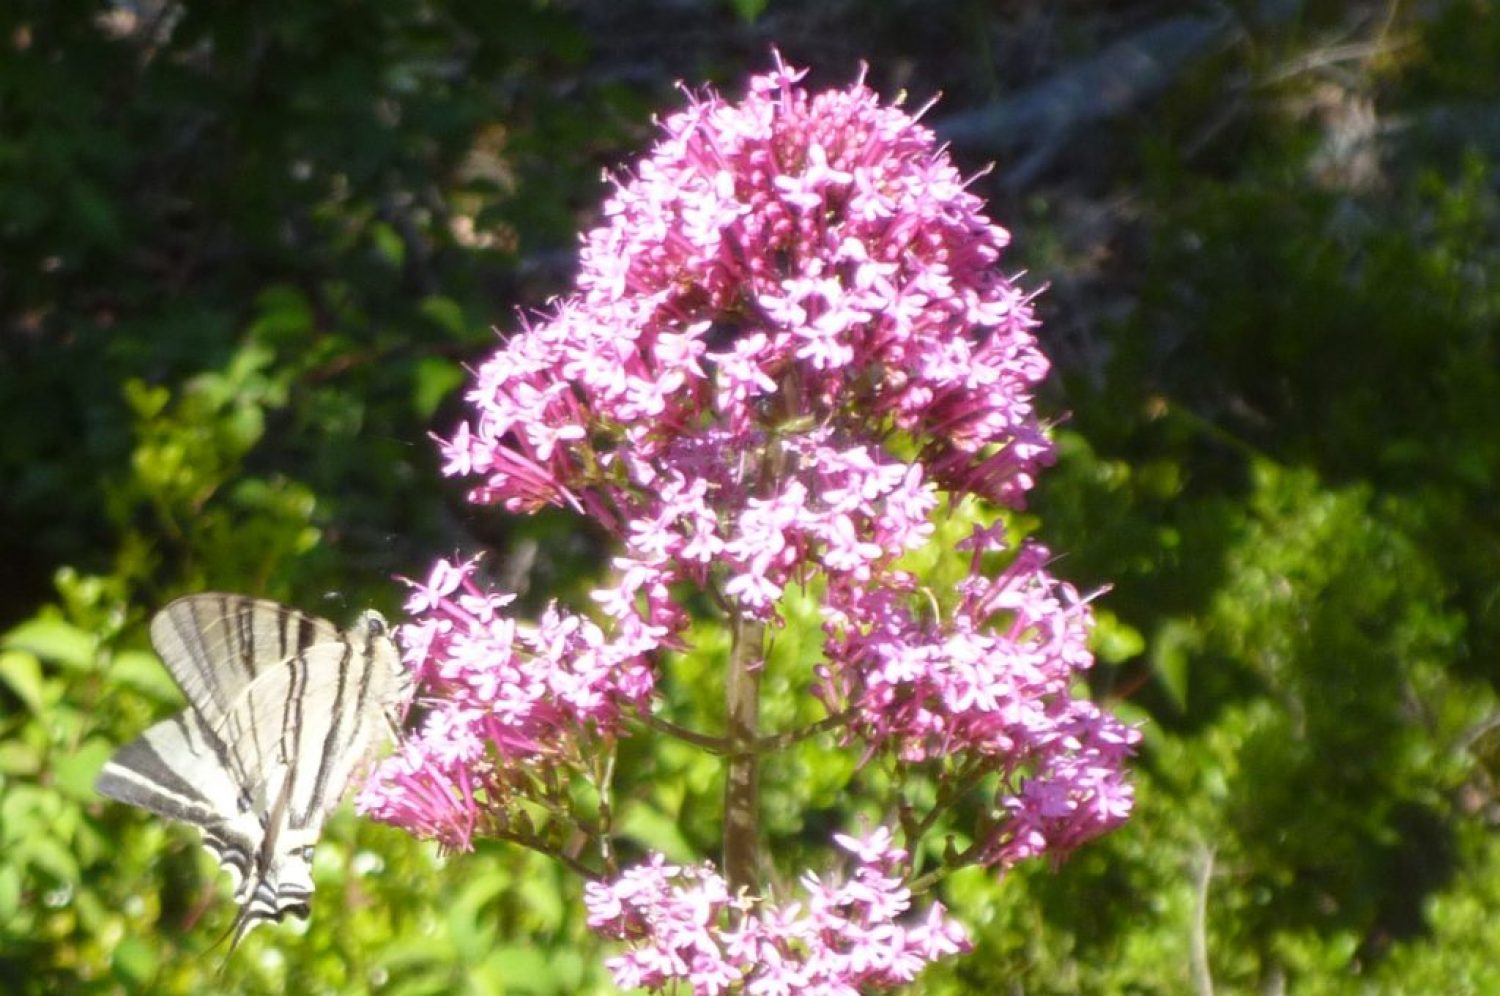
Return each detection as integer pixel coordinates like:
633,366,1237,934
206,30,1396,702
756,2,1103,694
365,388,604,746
0,737,43,777
107,650,182,705
111,935,159,986
0,650,46,713
616,801,696,862
52,738,114,803
1092,609,1146,664
2,618,96,672
413,357,466,421
446,868,508,963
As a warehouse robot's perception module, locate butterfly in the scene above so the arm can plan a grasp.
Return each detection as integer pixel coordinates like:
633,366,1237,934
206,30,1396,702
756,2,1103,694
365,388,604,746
96,594,406,951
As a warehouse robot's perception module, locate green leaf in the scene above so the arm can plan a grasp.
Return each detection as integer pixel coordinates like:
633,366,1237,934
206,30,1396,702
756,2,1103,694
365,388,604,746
381,934,456,972
0,864,21,923
616,801,696,862
20,832,81,885
372,221,406,267
123,379,171,420
446,867,509,963
515,868,565,932
250,284,316,342
418,295,469,337
383,970,458,996
0,650,46,713
108,649,182,705
111,935,159,987
412,357,466,420
0,737,43,777
221,400,267,454
1150,618,1198,714
2,617,96,672
1092,609,1146,664
52,738,115,803
489,945,561,994
726,0,769,22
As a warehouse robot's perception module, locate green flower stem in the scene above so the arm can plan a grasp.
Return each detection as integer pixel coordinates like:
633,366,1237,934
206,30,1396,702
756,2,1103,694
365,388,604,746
723,608,764,896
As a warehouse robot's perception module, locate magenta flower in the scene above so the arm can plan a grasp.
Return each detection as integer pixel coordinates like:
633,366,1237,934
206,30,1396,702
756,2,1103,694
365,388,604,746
362,54,1138,992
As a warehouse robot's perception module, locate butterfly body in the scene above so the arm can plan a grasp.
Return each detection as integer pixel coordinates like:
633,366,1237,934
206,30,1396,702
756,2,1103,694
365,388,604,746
96,595,405,949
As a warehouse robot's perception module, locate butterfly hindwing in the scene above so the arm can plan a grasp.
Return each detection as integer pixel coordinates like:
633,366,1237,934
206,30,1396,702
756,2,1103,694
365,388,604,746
94,711,248,830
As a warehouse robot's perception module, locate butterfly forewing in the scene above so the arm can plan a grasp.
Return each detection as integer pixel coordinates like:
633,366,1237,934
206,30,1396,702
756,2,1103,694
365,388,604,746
96,596,404,953
214,622,401,829
149,595,341,729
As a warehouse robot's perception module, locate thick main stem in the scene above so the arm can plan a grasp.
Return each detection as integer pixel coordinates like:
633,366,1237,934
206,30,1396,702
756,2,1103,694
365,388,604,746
722,610,764,896
723,388,794,897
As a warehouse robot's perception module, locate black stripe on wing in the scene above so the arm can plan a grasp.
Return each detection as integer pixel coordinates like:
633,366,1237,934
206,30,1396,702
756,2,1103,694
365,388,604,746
222,774,318,956
300,638,357,827
227,873,313,955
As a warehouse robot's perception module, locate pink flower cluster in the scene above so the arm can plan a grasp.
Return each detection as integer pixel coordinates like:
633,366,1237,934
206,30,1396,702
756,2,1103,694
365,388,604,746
585,829,969,995
357,557,655,850
821,532,1138,863
363,55,1139,990
437,57,1053,636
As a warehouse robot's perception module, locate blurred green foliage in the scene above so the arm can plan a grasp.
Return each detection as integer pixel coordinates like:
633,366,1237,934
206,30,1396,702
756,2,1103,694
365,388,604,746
4,1,1500,993
0,1,630,991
